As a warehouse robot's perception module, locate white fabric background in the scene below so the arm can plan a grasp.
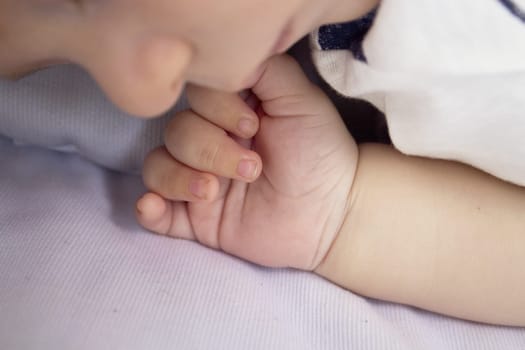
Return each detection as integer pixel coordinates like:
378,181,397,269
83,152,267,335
1,136,525,349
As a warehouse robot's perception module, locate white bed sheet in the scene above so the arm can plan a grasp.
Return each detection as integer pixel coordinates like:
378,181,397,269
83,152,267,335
1,45,525,349
1,136,525,349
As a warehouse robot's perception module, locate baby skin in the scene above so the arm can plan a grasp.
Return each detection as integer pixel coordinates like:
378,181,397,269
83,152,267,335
137,55,525,326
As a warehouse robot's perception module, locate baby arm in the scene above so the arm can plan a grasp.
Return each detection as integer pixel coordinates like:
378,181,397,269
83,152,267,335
138,55,525,326
317,144,525,326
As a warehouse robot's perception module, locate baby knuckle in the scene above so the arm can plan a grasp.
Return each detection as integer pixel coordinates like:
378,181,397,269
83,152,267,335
197,143,221,169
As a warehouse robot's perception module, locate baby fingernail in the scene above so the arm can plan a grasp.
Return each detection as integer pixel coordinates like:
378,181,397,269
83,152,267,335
238,118,256,137
189,178,210,200
237,159,258,180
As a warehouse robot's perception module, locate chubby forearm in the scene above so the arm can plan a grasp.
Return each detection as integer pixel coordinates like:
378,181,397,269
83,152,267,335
315,143,525,326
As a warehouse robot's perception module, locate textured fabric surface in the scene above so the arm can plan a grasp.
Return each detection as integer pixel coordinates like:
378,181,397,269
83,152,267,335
0,65,188,174
1,137,525,349
317,9,376,61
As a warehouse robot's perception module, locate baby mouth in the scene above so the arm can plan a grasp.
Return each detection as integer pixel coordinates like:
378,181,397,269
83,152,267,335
271,18,296,55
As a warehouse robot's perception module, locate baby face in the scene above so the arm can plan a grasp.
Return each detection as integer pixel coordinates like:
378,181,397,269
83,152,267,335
0,0,376,116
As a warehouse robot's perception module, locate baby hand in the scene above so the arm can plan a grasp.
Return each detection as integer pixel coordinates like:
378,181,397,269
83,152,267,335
141,85,264,203
137,55,358,270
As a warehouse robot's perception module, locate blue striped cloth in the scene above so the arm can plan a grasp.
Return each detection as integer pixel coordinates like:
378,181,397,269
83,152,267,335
317,1,523,62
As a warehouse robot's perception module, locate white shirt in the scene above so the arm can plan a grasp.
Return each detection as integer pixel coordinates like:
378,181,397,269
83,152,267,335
312,0,525,185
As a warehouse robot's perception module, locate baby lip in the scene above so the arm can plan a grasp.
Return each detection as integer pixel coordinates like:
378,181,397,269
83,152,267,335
240,63,267,89
271,19,294,55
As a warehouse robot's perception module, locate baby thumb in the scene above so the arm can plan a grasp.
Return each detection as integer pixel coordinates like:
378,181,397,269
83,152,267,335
251,55,337,120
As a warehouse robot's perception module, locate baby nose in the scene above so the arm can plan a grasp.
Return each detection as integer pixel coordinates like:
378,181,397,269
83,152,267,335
140,36,192,97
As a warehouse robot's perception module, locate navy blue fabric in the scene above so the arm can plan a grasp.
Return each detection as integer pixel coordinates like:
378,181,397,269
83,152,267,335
317,10,377,62
498,0,525,22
